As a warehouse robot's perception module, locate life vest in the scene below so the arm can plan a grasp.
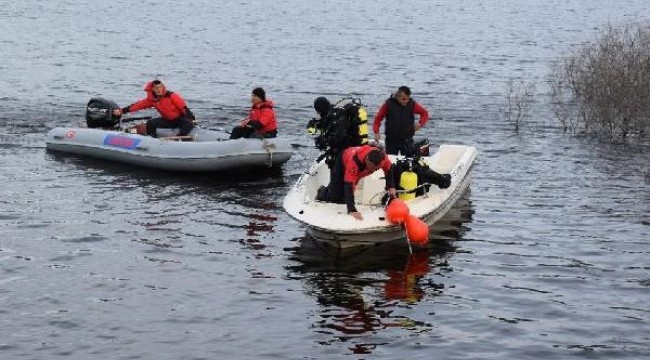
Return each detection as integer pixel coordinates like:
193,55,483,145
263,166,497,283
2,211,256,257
249,99,277,134
385,96,415,141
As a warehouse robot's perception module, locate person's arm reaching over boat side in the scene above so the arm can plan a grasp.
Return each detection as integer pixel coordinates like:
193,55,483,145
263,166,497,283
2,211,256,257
111,80,195,137
343,146,397,221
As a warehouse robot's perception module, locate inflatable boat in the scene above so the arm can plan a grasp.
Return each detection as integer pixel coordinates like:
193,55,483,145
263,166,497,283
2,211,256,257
283,144,478,247
45,97,293,172
45,127,293,172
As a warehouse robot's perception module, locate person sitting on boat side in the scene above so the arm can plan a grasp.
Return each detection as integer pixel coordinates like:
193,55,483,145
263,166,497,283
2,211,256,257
230,87,278,139
373,86,430,155
308,96,368,168
317,145,397,221
113,80,196,138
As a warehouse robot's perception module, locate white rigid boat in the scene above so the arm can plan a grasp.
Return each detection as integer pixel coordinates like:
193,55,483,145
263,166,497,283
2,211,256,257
45,127,293,172
283,144,478,247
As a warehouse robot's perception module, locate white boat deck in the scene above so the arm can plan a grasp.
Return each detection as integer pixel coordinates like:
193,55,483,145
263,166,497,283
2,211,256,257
283,145,478,246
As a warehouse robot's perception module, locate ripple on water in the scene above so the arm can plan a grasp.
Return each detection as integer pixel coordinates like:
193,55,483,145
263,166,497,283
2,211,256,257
1,0,649,359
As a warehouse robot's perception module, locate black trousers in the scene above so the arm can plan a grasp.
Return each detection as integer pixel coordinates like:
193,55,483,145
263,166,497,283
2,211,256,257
385,137,413,156
146,116,194,137
318,153,345,203
230,126,277,139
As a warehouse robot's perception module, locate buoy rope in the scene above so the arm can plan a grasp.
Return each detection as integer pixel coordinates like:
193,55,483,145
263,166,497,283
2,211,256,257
367,182,434,205
262,138,274,167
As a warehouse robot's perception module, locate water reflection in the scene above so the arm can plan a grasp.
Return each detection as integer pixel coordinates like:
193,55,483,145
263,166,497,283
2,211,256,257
45,150,286,255
286,194,474,354
287,239,451,354
383,250,431,302
238,210,278,255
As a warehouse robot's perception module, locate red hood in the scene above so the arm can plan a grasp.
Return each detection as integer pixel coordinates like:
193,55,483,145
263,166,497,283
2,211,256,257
143,81,167,99
256,99,274,108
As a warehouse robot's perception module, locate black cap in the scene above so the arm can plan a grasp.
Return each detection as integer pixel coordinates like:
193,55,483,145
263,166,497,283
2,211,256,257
313,96,331,115
252,87,266,101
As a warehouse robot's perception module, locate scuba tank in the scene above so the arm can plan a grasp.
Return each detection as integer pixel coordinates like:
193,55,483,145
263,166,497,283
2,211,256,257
357,105,369,145
332,96,368,146
399,159,418,201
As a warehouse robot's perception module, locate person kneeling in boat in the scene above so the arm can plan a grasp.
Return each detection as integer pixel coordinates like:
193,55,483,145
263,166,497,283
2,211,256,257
113,80,196,138
316,145,397,221
230,87,278,139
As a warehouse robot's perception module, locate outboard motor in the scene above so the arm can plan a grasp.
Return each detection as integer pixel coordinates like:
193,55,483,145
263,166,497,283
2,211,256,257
402,138,430,158
86,97,120,128
416,138,430,157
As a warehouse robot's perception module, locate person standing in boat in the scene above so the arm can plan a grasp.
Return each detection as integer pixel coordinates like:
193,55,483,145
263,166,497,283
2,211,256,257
230,87,278,139
317,145,397,221
373,86,430,155
113,80,196,137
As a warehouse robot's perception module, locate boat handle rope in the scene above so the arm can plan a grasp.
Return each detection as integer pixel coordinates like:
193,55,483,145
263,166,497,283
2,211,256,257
366,182,434,207
262,138,274,167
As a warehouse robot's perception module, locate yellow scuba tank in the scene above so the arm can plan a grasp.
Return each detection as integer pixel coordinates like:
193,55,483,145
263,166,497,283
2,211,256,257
358,106,369,144
399,165,418,201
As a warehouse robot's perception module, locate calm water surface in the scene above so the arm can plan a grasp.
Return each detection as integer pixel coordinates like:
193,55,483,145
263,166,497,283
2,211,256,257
1,1,649,359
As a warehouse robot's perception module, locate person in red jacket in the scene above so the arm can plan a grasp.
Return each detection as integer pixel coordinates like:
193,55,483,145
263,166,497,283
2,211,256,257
316,145,397,220
230,87,278,139
113,80,195,137
373,86,429,155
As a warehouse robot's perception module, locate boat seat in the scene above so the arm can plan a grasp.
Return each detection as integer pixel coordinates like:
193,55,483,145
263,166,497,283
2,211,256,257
356,176,386,206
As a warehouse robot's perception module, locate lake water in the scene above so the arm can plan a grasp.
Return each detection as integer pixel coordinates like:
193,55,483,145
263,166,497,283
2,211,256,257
1,0,649,359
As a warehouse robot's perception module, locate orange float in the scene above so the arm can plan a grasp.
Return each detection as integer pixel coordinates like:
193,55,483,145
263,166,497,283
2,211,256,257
385,198,410,224
405,215,429,246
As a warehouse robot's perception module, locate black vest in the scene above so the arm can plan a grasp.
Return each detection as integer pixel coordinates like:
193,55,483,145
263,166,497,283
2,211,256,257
385,97,415,141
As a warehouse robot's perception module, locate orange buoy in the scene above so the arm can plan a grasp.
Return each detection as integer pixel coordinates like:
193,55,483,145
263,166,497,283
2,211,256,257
385,198,410,224
405,215,429,246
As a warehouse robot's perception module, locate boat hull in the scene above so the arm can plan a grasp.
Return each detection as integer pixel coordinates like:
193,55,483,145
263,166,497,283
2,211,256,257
283,144,478,247
45,127,293,172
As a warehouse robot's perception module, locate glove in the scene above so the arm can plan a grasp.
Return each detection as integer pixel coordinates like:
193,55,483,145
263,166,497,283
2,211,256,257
437,174,452,189
314,135,326,150
307,118,318,134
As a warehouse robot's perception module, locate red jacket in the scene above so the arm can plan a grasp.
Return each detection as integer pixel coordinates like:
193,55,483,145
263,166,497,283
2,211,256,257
125,82,191,121
342,145,393,188
249,100,277,134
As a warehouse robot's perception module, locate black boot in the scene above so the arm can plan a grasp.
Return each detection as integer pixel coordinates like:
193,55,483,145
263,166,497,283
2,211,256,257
316,186,327,201
434,173,452,189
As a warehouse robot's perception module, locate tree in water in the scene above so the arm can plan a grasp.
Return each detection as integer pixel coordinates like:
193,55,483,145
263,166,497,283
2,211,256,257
548,22,650,141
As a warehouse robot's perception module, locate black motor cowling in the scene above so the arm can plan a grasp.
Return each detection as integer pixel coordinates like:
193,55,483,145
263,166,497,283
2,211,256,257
86,97,120,128
402,138,430,158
